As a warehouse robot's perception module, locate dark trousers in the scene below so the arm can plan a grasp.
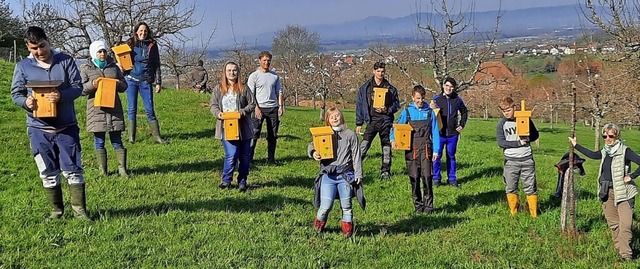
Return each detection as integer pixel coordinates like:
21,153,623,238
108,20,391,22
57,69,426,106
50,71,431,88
407,150,433,212
361,120,392,174
28,125,85,188
251,107,280,161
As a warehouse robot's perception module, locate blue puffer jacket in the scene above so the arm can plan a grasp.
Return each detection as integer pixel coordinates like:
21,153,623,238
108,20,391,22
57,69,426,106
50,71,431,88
11,51,82,130
127,39,162,85
355,77,400,126
390,102,442,155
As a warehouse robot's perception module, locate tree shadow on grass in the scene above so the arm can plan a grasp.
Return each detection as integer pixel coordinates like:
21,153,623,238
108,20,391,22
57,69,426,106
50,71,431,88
131,160,222,175
98,194,308,219
354,215,469,236
459,166,503,184
540,189,597,213
166,128,216,141
443,190,505,213
257,175,315,189
131,159,267,175
466,134,495,143
251,154,311,167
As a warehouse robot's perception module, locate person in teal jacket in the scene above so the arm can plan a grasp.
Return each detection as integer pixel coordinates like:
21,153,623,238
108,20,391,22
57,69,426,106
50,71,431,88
391,85,441,214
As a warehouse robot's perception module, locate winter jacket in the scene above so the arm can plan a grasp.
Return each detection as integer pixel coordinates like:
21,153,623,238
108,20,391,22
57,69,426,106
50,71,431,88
10,51,82,130
126,39,162,85
80,57,128,133
355,77,400,126
390,102,442,155
598,144,638,204
210,85,256,140
433,92,468,136
190,66,209,89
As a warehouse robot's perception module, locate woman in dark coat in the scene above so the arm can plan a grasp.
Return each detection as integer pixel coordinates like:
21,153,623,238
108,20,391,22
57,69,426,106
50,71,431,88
80,40,129,177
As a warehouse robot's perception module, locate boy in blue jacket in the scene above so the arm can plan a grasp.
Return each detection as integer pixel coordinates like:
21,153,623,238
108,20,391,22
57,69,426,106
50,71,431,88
391,85,441,214
10,26,90,221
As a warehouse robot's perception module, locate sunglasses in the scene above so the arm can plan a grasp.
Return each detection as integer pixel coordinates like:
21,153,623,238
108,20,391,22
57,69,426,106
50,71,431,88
602,134,616,139
97,49,107,53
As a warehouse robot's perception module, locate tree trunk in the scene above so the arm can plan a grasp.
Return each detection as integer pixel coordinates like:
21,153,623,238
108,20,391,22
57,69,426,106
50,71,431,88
561,83,577,234
320,92,326,120
312,94,316,110
593,117,601,151
294,90,299,107
175,71,181,91
549,106,554,129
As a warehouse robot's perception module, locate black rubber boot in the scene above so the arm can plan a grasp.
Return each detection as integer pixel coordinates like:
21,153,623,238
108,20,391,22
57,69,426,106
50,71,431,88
69,183,92,221
44,185,64,220
149,120,167,144
95,149,108,175
128,120,137,143
114,149,130,178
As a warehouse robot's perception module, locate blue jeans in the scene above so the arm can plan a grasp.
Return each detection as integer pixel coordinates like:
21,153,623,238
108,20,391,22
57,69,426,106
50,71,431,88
221,138,252,186
316,174,353,222
126,79,156,121
433,134,459,182
94,131,125,150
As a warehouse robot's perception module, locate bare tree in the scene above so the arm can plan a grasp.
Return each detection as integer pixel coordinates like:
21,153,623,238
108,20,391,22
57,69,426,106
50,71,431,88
416,0,502,92
272,24,320,106
163,27,216,90
561,83,578,235
19,0,199,58
0,0,23,42
582,0,640,54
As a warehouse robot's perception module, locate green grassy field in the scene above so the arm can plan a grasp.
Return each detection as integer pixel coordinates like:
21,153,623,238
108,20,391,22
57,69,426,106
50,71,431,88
2,59,640,268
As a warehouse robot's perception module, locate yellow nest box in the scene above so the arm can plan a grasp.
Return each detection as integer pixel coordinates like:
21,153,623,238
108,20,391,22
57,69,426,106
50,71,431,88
309,126,335,159
373,87,388,109
514,100,532,136
94,77,119,108
393,123,414,150
27,80,63,118
432,107,444,130
220,112,242,140
111,44,133,71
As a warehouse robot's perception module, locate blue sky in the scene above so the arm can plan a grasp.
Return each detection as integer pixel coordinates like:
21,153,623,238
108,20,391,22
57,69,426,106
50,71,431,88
9,0,579,45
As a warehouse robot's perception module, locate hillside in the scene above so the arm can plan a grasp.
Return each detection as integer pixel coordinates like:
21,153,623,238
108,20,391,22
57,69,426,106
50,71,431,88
2,60,640,267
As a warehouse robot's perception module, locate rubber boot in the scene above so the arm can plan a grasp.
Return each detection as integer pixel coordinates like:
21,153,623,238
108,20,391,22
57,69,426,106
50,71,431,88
69,183,92,221
128,120,137,144
313,217,326,232
506,193,519,216
44,185,64,220
114,149,130,178
340,221,353,238
527,194,538,218
149,120,167,144
95,149,108,175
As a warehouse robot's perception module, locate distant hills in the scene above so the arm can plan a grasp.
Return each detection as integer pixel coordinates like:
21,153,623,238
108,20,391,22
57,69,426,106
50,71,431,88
215,4,595,54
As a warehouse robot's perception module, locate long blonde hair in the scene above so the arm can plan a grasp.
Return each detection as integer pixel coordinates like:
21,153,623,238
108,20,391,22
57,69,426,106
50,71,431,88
220,61,245,95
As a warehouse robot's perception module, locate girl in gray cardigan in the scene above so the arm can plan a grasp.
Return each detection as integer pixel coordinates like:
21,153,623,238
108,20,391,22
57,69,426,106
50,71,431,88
308,107,363,238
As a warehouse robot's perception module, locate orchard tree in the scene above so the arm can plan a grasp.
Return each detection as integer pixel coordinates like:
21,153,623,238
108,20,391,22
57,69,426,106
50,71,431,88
272,24,320,106
19,0,200,58
0,0,23,43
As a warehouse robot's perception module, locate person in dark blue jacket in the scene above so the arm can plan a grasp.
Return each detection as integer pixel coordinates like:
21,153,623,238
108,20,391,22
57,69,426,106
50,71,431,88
123,22,166,144
391,85,441,214
10,26,90,221
355,61,400,180
431,77,468,188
